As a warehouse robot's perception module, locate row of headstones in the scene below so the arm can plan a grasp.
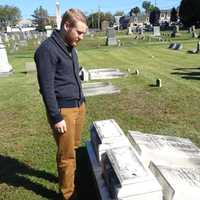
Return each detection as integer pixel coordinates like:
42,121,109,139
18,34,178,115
105,26,200,47
108,26,169,45
87,119,200,200
0,30,48,74
0,31,47,53
0,31,47,42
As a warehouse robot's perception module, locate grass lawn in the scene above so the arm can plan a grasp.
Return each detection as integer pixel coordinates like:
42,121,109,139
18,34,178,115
0,30,200,199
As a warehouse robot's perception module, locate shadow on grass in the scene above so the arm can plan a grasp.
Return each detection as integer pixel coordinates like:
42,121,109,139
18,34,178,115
0,148,98,200
75,147,99,200
0,155,58,199
172,67,200,80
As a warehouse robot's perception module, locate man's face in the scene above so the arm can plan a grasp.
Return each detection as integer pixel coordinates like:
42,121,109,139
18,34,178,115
64,21,87,47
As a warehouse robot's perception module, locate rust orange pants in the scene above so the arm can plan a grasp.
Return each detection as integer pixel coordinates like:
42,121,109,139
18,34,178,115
51,103,86,200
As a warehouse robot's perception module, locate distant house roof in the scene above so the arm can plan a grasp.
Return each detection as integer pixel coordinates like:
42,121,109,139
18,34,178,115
17,19,32,27
119,14,148,28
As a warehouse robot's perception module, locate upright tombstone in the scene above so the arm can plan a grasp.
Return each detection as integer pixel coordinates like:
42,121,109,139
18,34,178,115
0,38,13,75
171,25,177,38
56,0,62,29
127,26,132,35
192,31,198,38
3,33,9,43
153,26,161,37
106,27,117,46
191,25,196,32
101,20,109,32
191,25,198,38
188,41,200,54
45,25,53,37
197,41,200,53
79,67,89,81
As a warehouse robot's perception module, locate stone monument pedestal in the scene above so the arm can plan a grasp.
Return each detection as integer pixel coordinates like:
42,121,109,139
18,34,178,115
0,42,13,76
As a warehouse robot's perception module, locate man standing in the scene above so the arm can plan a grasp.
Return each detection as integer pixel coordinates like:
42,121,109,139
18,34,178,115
34,9,87,200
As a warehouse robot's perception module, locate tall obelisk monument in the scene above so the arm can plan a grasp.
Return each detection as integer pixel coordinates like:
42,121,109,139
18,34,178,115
56,0,62,29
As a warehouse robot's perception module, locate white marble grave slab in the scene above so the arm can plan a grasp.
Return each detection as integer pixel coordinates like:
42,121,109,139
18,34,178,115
128,131,200,167
149,162,200,200
90,119,130,162
102,146,162,200
88,68,128,80
82,82,120,97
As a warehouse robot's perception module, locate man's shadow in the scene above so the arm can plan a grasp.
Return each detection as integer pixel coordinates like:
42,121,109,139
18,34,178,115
0,147,99,200
0,155,58,199
75,147,99,200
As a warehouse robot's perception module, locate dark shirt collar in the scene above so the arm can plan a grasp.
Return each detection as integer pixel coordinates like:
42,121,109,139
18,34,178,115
51,29,73,56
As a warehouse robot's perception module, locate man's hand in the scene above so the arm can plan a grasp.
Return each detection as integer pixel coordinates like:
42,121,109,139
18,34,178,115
54,120,67,133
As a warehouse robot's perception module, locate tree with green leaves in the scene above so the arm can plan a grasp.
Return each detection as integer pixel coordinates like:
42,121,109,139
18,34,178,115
32,6,49,31
149,7,160,26
0,5,21,31
114,11,124,17
170,7,178,23
179,0,200,27
142,1,151,15
87,11,114,29
130,6,141,17
87,12,98,28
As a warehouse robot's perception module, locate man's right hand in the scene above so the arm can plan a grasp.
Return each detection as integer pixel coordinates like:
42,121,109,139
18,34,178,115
54,120,67,133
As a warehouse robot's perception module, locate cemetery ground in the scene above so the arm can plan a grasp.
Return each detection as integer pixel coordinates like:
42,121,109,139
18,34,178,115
0,30,200,200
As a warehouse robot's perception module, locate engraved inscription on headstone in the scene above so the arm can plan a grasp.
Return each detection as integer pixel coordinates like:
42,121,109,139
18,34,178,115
102,146,162,200
128,131,200,167
106,27,117,46
149,162,200,200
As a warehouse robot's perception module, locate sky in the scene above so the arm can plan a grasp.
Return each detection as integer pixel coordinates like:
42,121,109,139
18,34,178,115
1,0,181,19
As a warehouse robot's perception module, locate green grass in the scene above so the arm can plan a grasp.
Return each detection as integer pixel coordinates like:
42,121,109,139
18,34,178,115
0,31,200,199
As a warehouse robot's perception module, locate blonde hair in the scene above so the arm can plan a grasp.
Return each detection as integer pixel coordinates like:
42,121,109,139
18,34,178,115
61,8,87,28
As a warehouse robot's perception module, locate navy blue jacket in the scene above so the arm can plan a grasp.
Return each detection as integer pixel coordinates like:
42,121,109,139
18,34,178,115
34,30,84,124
